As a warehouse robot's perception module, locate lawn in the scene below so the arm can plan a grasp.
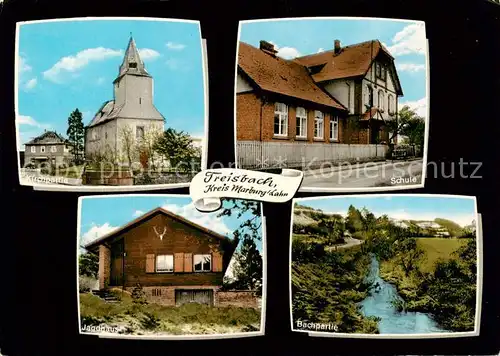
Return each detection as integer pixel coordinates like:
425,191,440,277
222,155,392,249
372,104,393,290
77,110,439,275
292,234,326,245
416,237,469,272
79,292,261,336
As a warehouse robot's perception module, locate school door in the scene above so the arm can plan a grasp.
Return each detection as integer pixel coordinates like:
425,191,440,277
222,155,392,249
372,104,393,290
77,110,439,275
175,289,214,306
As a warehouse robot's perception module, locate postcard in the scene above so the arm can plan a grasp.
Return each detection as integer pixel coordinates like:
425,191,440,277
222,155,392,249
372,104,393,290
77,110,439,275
289,194,481,338
234,17,429,192
16,17,207,191
77,194,265,339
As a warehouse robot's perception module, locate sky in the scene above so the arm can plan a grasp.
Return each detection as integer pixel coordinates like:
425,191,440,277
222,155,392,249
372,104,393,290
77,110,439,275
16,18,205,150
79,195,263,252
296,195,477,228
239,18,427,117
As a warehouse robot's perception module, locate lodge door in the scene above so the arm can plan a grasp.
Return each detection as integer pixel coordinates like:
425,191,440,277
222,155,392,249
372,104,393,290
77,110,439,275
111,257,123,286
175,289,214,306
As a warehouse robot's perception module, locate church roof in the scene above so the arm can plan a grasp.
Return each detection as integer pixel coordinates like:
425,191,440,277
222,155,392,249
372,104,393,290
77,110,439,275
113,36,151,83
25,131,67,145
86,100,125,127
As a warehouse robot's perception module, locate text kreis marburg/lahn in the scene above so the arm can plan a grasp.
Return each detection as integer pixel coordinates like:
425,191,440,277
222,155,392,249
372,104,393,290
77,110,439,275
202,171,287,198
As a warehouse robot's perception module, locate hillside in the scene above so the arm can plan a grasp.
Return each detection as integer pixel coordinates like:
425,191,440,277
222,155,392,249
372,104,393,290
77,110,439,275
434,218,463,237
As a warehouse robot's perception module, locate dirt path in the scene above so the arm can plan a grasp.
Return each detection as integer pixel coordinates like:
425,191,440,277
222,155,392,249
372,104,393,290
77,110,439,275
326,237,364,251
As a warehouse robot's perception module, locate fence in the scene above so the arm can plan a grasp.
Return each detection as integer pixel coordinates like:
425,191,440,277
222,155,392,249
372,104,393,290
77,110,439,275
237,141,388,170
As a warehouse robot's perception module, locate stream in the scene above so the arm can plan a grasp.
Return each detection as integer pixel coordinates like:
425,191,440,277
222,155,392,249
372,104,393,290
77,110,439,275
359,254,449,334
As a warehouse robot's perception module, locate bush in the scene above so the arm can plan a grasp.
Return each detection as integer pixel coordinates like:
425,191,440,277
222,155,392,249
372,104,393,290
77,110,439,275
140,311,161,330
131,284,148,305
79,276,98,293
24,163,36,169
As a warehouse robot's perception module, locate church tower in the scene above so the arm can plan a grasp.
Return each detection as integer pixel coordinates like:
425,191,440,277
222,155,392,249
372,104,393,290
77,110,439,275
112,36,162,121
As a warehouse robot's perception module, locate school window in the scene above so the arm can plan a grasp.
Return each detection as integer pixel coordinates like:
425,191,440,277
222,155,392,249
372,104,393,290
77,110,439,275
30,146,36,153
136,126,144,140
330,116,339,141
40,146,46,153
274,102,288,136
314,111,324,139
375,63,381,78
50,146,57,153
367,86,374,107
378,90,385,111
381,65,387,80
388,94,394,113
295,107,307,138
194,254,211,272
156,255,174,273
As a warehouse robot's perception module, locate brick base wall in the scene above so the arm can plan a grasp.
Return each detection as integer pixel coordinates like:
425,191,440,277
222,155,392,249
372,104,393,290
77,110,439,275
125,285,220,306
217,291,260,309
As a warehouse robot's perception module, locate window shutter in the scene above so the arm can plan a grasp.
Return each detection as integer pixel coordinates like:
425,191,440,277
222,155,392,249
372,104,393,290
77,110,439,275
184,253,193,272
212,251,223,272
146,254,155,273
174,253,184,272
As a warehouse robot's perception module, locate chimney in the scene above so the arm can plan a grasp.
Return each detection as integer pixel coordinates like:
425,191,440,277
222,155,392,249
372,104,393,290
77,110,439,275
260,40,277,57
334,39,341,55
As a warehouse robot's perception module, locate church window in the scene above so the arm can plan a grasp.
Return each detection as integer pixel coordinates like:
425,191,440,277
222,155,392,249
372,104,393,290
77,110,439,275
139,98,142,105
105,132,108,140
136,126,144,140
130,62,137,68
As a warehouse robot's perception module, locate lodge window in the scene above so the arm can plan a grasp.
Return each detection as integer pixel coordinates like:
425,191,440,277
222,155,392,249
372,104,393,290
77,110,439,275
50,146,57,153
136,126,144,140
295,107,307,138
314,111,324,139
194,254,211,272
330,116,339,141
274,102,288,136
378,90,385,111
30,146,36,153
156,255,174,273
40,146,46,153
152,288,162,297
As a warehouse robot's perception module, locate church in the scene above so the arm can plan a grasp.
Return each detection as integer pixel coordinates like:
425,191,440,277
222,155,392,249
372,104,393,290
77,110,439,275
84,36,165,165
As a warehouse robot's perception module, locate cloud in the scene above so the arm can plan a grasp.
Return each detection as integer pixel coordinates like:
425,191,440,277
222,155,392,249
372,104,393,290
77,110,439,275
396,63,425,72
166,42,186,51
17,115,50,129
80,222,118,247
385,23,426,56
267,41,302,59
161,202,232,236
138,48,160,61
19,56,32,73
400,97,427,117
133,210,145,217
43,47,123,83
24,77,37,90
317,48,324,53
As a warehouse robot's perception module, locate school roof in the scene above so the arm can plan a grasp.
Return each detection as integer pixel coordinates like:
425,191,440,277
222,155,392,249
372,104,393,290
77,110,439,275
238,42,347,110
24,131,67,145
83,207,231,251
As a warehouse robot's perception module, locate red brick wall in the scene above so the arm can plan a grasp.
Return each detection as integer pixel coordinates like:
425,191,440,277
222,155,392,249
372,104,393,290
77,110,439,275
236,92,262,141
99,245,111,290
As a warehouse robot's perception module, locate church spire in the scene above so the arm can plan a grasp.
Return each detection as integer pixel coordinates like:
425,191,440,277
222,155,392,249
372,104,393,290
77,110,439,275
116,35,151,80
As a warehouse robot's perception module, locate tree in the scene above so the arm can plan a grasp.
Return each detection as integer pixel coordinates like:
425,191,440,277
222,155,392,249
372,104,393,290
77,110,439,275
393,238,425,276
346,205,363,233
229,238,263,293
318,218,345,245
66,108,85,164
136,126,163,170
386,105,425,150
153,128,200,172
79,253,98,278
217,199,262,242
119,125,136,170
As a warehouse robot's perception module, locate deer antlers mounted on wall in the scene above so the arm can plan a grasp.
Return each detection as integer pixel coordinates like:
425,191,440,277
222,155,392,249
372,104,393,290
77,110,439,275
153,226,167,241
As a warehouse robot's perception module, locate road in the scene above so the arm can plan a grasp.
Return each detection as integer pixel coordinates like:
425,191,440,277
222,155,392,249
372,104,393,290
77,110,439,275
301,159,423,189
326,237,364,252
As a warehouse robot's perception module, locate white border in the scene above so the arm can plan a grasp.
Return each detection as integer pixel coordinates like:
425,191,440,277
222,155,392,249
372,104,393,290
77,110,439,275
288,193,482,339
233,17,430,193
76,194,266,340
15,17,208,192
